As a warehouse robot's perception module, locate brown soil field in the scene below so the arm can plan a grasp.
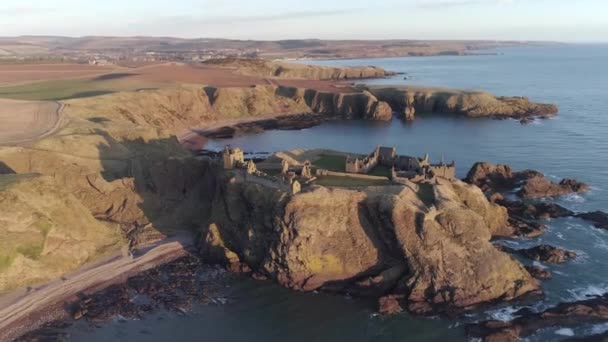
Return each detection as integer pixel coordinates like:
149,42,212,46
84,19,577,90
0,99,63,144
0,64,115,85
0,62,357,96
112,63,356,92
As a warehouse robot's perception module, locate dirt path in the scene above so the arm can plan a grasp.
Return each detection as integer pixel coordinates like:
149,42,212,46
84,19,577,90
0,99,65,145
0,234,195,342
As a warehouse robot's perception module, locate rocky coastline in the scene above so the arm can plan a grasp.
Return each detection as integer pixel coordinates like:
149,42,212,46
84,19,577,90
1,62,602,341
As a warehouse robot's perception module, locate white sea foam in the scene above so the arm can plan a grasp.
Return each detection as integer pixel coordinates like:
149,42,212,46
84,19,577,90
485,306,519,321
567,284,608,301
554,328,575,336
561,193,586,203
590,323,608,335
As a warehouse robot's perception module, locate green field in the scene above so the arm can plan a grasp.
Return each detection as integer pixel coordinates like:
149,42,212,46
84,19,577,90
369,164,392,177
0,78,158,101
315,175,390,187
313,154,347,172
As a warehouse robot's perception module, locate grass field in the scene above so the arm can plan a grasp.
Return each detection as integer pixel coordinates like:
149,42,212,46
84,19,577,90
0,78,157,101
369,164,392,177
313,154,347,172
315,175,390,187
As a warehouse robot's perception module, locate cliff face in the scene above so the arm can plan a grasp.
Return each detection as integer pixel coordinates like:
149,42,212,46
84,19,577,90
0,107,219,291
0,174,121,292
200,176,538,313
203,58,392,80
367,86,558,120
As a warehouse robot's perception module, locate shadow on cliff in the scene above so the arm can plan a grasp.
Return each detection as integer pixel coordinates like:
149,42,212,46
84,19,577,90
0,161,16,174
94,128,220,247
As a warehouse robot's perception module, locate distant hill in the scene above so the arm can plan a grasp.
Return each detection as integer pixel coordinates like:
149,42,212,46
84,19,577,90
0,36,549,59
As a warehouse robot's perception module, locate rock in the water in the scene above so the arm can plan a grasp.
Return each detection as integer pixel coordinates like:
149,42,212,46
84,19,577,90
519,245,577,264
496,198,574,220
464,162,589,199
467,293,608,341
378,295,404,315
403,106,416,121
464,162,515,193
518,177,589,198
576,211,608,229
524,266,552,280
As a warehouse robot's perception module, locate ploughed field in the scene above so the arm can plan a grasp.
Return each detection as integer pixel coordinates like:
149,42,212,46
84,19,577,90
0,61,360,101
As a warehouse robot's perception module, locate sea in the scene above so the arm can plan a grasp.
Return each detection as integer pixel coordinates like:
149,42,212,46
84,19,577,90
68,44,608,341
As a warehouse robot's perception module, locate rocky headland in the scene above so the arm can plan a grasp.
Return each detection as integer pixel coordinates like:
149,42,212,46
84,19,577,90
365,86,559,121
202,57,395,80
199,175,540,315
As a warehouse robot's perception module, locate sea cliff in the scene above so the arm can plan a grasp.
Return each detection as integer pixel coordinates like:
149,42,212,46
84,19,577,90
200,175,539,314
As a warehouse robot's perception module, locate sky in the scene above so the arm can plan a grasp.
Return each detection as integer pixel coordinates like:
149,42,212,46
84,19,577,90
1,0,607,42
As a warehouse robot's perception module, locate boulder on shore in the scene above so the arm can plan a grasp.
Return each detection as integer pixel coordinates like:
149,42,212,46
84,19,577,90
518,177,590,199
518,245,577,264
576,211,608,229
464,162,589,199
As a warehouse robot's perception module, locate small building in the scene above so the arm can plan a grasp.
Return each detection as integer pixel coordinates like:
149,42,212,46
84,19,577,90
291,179,301,194
223,145,245,169
300,161,312,179
246,160,257,174
377,146,397,166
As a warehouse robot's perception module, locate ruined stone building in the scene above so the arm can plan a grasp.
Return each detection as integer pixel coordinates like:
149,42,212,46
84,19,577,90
346,146,455,182
223,145,245,169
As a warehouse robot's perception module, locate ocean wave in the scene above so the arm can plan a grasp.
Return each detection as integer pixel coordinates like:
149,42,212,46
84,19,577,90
554,328,575,336
589,323,608,335
485,306,520,321
560,193,586,203
567,283,608,301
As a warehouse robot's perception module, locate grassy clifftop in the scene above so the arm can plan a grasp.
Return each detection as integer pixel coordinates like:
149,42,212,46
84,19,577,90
204,58,392,80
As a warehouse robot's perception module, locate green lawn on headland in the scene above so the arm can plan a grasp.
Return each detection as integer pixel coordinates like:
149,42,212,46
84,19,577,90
259,168,282,176
315,175,390,187
0,78,159,101
313,154,347,172
369,164,392,177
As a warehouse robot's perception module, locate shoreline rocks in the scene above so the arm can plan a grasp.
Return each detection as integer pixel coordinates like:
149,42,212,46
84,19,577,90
518,177,590,199
366,86,558,120
499,244,577,264
575,211,608,230
467,293,608,341
464,162,589,199
14,256,232,341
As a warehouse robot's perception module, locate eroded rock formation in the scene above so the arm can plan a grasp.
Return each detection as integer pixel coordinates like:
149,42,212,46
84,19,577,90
367,86,558,120
576,211,608,230
199,177,539,314
464,162,589,199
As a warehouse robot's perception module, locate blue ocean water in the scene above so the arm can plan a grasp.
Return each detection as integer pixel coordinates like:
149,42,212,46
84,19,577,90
73,45,608,341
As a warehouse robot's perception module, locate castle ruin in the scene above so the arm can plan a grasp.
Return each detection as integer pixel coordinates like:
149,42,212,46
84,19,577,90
346,146,455,182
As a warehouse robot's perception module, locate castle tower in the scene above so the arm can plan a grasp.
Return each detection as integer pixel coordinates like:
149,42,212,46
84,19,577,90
291,179,301,195
301,161,312,179
246,160,257,174
222,145,245,169
281,159,289,174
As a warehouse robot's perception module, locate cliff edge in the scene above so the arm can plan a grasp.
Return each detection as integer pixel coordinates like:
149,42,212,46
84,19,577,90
200,175,538,314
